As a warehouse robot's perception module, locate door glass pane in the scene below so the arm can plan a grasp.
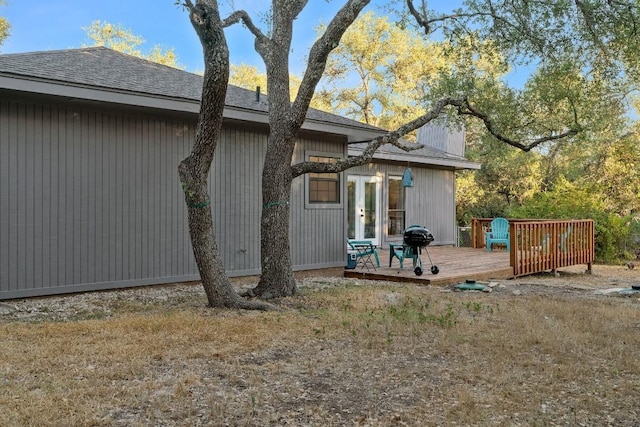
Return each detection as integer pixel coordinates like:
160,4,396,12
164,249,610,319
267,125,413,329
347,180,356,239
388,178,404,210
388,178,405,236
364,181,376,239
388,212,405,236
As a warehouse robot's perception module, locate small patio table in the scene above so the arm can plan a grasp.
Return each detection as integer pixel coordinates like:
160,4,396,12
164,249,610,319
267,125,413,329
352,242,377,271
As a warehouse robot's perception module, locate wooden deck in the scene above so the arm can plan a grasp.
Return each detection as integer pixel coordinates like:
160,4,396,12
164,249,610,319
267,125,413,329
343,246,513,286
472,218,594,276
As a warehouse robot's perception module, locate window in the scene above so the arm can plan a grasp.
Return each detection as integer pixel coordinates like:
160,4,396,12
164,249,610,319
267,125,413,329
308,155,340,204
388,176,405,236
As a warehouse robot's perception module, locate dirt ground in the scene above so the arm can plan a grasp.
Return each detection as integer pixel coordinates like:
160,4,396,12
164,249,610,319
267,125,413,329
3,264,639,323
1,264,640,426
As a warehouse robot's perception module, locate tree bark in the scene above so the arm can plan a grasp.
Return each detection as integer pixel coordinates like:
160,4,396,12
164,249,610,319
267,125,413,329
190,0,587,301
251,135,297,298
180,0,275,310
251,2,299,298
247,0,372,299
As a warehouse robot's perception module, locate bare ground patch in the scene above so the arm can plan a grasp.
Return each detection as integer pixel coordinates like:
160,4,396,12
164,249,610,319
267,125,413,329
1,264,640,426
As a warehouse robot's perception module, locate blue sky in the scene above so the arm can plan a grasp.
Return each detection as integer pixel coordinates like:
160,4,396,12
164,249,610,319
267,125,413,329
1,0,463,76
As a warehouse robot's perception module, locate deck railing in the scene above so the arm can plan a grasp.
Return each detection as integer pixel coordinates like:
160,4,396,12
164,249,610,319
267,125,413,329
471,218,594,276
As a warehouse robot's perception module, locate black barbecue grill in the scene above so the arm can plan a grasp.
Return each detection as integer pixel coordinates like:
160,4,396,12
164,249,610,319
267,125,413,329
403,225,439,276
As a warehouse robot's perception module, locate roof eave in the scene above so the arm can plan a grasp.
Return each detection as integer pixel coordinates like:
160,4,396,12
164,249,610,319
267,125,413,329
0,73,200,113
0,73,387,142
301,119,386,142
348,147,481,170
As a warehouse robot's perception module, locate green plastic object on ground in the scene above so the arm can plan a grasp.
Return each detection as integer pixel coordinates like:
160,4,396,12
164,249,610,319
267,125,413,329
454,280,486,291
618,288,640,295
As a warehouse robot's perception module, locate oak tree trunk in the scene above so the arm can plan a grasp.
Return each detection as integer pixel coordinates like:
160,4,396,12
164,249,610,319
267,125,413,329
251,134,297,298
247,0,372,299
181,0,274,310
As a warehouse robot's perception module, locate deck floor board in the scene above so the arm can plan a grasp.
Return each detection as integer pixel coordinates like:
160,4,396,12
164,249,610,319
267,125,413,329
344,246,513,285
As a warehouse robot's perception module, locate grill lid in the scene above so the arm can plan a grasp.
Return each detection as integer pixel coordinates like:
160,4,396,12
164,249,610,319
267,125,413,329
403,225,434,247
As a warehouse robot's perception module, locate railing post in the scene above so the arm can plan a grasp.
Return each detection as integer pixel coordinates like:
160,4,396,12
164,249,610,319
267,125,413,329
510,222,516,272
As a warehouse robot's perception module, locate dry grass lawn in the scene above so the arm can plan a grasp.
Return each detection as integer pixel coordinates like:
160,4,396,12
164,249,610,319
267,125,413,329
1,265,640,426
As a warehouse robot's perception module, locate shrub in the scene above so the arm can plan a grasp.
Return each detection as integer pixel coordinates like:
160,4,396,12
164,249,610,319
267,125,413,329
507,177,630,263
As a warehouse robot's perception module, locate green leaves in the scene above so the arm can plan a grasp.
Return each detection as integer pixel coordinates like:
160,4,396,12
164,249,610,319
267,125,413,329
321,11,426,128
317,12,510,131
0,0,9,48
82,20,183,69
506,176,634,262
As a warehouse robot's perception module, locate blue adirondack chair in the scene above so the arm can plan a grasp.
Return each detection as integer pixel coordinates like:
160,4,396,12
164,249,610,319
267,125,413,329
485,217,510,252
389,243,407,267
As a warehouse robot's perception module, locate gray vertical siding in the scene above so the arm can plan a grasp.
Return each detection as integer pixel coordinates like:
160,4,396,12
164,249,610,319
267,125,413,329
349,162,457,247
406,166,456,245
0,96,351,298
417,120,465,157
0,94,459,299
211,125,266,276
290,134,347,269
0,98,203,298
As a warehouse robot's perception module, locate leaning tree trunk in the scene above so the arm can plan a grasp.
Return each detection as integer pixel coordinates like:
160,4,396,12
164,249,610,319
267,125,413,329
180,160,274,310
179,165,247,308
247,14,301,300
180,0,274,310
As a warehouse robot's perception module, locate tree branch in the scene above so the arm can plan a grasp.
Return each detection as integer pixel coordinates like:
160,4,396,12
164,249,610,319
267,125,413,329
288,0,309,21
406,0,499,35
222,9,269,43
574,0,610,54
291,96,467,177
459,102,580,152
406,0,431,34
292,93,582,177
290,0,371,127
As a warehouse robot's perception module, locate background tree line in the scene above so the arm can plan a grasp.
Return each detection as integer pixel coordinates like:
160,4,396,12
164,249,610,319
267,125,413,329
0,1,9,48
2,1,639,308
227,11,640,263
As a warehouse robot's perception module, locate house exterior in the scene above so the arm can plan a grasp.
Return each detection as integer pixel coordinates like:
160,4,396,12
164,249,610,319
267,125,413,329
347,121,479,248
0,47,479,299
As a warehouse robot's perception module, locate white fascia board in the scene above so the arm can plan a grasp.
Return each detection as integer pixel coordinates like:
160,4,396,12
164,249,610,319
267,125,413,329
348,147,481,170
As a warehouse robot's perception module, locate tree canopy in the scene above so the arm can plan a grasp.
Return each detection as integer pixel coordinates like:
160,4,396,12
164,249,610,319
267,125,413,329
321,11,432,128
228,63,304,102
83,20,182,68
395,2,640,260
177,0,640,308
319,11,510,132
0,1,10,48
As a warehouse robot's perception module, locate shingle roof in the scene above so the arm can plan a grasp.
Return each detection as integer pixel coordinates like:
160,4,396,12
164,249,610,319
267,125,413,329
0,46,478,168
0,46,381,132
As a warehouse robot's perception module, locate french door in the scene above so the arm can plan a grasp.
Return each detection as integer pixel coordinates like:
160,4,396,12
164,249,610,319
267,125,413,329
347,175,381,245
